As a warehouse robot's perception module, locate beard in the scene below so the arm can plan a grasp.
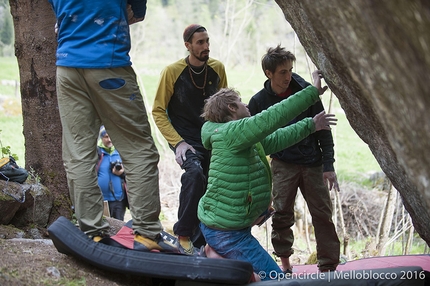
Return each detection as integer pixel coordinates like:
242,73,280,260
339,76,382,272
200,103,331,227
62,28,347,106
196,53,209,62
190,48,210,62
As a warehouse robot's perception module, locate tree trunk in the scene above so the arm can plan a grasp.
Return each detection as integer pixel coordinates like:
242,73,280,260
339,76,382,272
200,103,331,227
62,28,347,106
404,222,414,255
9,0,71,225
376,185,397,255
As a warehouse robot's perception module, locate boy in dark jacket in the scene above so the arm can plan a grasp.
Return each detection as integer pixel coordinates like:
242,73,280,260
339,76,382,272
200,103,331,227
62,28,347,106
248,45,340,272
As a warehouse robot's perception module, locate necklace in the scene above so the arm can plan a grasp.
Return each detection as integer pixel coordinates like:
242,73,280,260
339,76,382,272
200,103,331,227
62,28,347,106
187,58,208,96
188,64,205,75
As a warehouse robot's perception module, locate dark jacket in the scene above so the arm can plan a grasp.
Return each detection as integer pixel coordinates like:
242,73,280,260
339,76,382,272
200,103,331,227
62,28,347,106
248,73,335,172
152,58,228,147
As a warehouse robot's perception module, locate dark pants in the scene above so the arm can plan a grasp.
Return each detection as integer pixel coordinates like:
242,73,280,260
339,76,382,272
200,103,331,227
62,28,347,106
271,160,340,271
108,200,127,221
173,144,210,248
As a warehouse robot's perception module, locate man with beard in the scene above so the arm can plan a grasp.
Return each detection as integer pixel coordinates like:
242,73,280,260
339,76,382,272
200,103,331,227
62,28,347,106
152,24,228,255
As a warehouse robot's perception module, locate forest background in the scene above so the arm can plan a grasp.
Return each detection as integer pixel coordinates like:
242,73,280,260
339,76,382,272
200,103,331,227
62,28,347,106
0,0,428,263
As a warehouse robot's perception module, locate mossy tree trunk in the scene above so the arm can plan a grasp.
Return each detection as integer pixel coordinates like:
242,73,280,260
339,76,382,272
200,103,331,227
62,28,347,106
9,0,71,225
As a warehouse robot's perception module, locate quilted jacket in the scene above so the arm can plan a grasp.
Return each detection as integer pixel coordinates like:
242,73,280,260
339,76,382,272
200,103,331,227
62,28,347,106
198,85,320,230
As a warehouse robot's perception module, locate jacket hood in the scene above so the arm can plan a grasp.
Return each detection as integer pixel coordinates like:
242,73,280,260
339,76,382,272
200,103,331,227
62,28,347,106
98,139,116,155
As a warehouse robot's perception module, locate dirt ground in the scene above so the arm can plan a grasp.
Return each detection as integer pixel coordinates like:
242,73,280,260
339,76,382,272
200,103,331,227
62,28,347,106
0,238,153,286
0,156,183,286
0,213,291,286
0,222,178,286
0,185,307,286
0,218,307,286
0,157,305,286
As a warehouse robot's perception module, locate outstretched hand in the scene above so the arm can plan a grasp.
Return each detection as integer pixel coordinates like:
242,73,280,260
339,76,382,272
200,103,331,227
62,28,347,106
312,70,328,95
175,141,196,166
313,111,337,131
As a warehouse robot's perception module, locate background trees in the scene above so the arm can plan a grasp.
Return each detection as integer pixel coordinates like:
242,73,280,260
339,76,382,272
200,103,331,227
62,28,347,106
0,0,14,56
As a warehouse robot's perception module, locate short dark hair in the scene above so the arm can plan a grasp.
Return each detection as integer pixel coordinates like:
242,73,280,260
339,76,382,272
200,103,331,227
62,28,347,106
261,44,296,75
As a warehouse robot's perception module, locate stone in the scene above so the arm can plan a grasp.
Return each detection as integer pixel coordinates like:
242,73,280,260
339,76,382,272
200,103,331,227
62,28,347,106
275,0,430,245
0,180,53,227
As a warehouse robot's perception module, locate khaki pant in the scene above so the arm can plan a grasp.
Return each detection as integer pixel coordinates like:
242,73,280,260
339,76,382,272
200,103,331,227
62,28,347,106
270,159,340,271
57,66,162,239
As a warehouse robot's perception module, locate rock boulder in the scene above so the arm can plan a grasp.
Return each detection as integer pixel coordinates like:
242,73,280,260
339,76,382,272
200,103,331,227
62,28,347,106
275,0,430,244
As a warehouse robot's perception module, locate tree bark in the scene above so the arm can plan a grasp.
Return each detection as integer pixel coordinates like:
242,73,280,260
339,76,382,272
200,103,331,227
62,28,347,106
9,0,71,225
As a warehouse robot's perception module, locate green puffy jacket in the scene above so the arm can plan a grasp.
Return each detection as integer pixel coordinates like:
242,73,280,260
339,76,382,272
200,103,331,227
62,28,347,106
198,85,320,230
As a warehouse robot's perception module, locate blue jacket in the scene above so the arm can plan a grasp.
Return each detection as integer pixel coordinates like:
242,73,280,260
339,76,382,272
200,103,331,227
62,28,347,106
48,0,147,68
97,146,125,202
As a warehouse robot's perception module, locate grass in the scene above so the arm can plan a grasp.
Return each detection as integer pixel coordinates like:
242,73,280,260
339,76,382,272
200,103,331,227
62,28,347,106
0,57,19,80
0,116,25,164
0,57,24,164
346,235,428,258
0,57,20,98
0,56,381,184
332,108,381,185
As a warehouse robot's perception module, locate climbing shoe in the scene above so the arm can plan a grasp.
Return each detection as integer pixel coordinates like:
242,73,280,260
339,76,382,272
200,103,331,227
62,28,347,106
134,234,178,253
175,236,202,256
90,232,109,243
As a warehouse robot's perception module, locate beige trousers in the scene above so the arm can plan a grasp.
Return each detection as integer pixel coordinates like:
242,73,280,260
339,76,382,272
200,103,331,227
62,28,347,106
56,66,162,239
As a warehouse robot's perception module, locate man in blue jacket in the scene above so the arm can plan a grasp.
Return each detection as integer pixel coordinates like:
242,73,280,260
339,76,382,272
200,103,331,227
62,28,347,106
96,126,128,221
248,45,340,272
48,0,176,252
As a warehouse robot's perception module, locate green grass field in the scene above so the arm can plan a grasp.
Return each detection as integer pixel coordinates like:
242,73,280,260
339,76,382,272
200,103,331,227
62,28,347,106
0,56,381,183
0,57,24,163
